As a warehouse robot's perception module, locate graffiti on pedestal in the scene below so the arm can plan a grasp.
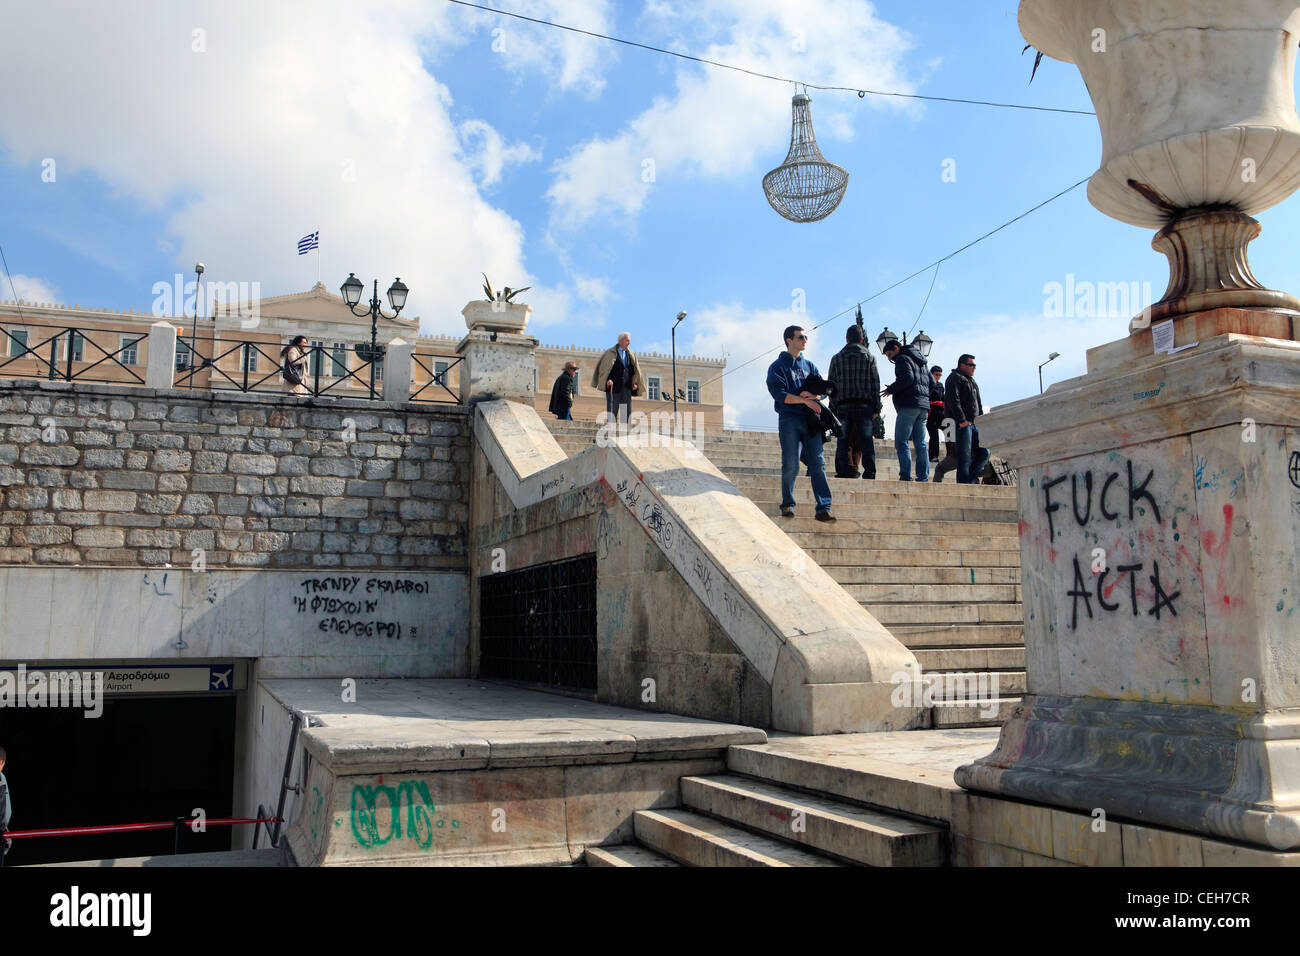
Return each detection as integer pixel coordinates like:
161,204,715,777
1039,458,1183,630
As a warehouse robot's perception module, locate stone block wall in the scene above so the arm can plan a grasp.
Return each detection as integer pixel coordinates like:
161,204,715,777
0,380,469,569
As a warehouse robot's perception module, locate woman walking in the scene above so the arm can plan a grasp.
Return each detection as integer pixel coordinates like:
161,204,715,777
281,335,310,396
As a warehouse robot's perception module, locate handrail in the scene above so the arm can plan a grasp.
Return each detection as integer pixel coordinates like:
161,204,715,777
0,323,148,386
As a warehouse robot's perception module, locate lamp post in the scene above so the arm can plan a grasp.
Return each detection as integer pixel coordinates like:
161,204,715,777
875,326,934,359
1038,351,1060,395
672,310,686,432
340,273,408,399
188,262,204,389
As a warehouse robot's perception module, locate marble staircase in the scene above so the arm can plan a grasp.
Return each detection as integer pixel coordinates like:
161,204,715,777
544,418,1025,729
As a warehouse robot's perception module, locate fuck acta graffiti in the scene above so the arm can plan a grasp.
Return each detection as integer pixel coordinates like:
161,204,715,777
1039,459,1181,630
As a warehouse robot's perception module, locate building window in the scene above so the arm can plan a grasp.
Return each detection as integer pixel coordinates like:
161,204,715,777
331,342,348,378
63,331,84,362
373,357,384,381
121,336,139,367
647,377,660,401
687,380,700,404
242,343,258,373
8,328,28,358
175,340,192,370
309,340,325,378
434,360,449,384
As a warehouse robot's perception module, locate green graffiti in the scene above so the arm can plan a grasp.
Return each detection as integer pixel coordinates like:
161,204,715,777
307,785,325,843
351,780,438,849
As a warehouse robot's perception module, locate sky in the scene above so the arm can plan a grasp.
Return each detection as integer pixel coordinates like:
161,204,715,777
4,0,1300,431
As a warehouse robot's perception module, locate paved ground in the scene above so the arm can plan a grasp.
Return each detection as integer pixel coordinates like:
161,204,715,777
263,678,768,773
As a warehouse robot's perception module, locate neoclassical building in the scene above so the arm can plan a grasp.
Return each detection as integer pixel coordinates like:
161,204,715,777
0,283,726,426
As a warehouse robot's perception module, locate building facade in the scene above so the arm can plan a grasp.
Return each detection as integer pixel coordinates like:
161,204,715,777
0,284,726,426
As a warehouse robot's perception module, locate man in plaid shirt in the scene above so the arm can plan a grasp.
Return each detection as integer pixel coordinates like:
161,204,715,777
827,325,882,479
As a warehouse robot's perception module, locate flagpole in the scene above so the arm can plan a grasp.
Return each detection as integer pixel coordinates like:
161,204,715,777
316,234,320,285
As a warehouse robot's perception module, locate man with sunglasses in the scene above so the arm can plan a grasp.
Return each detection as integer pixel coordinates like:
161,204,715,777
766,326,835,522
945,354,990,484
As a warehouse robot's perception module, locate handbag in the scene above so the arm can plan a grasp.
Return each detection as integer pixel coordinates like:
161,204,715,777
283,351,304,386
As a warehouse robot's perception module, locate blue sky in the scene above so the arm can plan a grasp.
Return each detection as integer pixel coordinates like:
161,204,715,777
3,1,1300,429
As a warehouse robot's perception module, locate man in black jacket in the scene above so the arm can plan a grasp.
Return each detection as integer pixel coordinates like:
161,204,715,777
827,325,881,479
881,339,930,481
548,362,578,420
945,354,990,484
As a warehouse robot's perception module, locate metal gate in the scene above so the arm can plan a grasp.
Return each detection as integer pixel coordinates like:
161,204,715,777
479,554,597,692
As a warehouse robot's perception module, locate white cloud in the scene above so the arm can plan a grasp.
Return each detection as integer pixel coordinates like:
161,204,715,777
0,0,613,337
458,120,542,188
2,274,60,305
547,0,917,229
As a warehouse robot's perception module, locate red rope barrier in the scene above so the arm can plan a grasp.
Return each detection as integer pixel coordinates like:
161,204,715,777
5,817,278,839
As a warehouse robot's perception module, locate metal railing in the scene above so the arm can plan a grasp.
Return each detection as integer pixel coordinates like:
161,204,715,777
0,322,148,385
409,352,462,404
173,336,388,398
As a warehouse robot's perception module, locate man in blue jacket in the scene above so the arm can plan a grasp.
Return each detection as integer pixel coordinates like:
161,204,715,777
766,326,835,521
881,338,930,481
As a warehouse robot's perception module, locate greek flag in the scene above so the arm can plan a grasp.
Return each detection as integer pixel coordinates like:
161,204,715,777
297,231,319,255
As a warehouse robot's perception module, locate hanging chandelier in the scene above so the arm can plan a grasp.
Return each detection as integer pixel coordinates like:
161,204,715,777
762,91,849,223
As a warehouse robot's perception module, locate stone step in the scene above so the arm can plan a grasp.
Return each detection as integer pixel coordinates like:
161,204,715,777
868,602,1023,625
680,774,946,867
731,479,1017,502
778,516,1015,537
844,582,1022,604
926,670,1027,699
827,566,1021,585
912,646,1026,670
758,502,1017,523
931,698,1023,729
788,532,1020,551
633,808,846,867
584,845,681,867
890,623,1025,647
807,548,1020,568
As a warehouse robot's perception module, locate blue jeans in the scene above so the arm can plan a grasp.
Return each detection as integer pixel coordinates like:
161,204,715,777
894,406,929,481
956,422,990,484
778,414,832,512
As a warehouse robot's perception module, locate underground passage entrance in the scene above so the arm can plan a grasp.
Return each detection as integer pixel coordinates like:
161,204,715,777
1,668,240,866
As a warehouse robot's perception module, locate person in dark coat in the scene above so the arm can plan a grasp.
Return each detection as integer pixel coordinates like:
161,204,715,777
926,366,946,462
827,325,881,479
944,354,990,484
549,362,578,420
0,745,10,866
880,339,930,481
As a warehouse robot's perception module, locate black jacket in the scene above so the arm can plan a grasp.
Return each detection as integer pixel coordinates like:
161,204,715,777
944,369,983,423
548,371,576,417
885,344,930,411
827,343,882,416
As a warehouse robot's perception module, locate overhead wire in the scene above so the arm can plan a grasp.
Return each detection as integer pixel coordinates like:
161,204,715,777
443,0,1094,116
698,174,1091,388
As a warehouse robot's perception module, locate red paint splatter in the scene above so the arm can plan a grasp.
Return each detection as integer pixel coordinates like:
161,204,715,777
1017,520,1030,537
1223,595,1231,606
1049,549,1057,563
1202,505,1234,560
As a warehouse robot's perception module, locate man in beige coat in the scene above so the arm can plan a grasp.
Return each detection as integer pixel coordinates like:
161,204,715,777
591,332,640,423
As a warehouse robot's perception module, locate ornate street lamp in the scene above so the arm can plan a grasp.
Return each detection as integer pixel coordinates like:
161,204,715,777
876,326,933,359
341,273,408,399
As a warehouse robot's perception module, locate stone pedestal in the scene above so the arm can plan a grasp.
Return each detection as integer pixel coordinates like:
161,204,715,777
956,310,1300,850
456,300,537,406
